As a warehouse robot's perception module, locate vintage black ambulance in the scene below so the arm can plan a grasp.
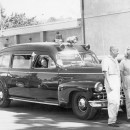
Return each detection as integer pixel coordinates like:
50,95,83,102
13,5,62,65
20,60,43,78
0,42,107,120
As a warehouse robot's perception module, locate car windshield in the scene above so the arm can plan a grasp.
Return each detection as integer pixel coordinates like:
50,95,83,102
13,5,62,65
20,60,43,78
56,49,83,67
79,52,100,64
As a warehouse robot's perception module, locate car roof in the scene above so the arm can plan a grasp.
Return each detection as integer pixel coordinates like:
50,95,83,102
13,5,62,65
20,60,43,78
0,42,94,55
0,42,60,53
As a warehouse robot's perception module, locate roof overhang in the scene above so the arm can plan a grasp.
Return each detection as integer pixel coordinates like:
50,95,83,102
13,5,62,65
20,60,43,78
0,19,81,37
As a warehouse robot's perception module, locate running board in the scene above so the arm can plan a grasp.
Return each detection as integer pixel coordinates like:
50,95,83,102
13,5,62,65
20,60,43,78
9,97,59,106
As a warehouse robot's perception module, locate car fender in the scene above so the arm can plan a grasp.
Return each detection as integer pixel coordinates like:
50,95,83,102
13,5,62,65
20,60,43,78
58,80,97,105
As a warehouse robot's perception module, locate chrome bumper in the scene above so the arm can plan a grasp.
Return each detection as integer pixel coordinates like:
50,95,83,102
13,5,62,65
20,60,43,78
89,100,107,108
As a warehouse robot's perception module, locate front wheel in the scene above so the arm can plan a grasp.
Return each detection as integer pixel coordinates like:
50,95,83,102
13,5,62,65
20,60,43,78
72,92,97,120
0,81,11,107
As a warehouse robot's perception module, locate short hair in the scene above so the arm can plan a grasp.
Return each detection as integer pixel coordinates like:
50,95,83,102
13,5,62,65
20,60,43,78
110,46,118,52
124,47,130,58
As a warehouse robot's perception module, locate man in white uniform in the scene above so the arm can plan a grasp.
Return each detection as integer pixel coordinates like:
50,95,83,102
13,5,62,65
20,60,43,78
120,47,130,122
102,46,121,127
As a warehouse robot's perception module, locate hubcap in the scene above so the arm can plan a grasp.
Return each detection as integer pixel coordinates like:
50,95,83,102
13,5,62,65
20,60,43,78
78,97,87,112
0,91,3,99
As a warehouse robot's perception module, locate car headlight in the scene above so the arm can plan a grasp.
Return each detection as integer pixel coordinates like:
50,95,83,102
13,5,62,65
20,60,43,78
94,82,103,92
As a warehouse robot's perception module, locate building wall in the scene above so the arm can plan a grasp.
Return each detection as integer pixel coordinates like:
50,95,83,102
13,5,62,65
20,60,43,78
0,20,81,49
46,28,82,43
0,36,15,49
0,28,81,45
19,33,40,43
83,0,130,56
1,1,130,56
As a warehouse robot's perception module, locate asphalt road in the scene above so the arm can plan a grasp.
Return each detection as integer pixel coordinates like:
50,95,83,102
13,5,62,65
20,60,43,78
0,101,130,130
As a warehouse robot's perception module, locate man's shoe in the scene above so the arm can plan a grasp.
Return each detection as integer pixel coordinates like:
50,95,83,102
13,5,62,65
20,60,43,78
127,119,130,122
116,121,122,124
108,123,120,127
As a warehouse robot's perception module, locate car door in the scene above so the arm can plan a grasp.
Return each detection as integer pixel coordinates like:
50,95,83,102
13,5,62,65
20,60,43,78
29,53,59,102
7,51,32,98
0,53,10,75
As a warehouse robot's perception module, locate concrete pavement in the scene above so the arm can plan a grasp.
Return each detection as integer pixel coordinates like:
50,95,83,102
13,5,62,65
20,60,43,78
0,101,130,130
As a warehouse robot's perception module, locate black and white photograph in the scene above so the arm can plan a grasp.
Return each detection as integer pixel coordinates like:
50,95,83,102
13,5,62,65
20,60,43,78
0,0,130,129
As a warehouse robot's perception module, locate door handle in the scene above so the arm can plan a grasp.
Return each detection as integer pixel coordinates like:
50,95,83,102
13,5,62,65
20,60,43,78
16,81,25,88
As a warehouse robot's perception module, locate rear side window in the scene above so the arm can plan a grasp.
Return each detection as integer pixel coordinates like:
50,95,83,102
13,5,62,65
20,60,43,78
0,54,10,68
12,55,31,69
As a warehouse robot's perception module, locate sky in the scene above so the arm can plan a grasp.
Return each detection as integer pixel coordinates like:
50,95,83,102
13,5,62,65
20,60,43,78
0,0,81,20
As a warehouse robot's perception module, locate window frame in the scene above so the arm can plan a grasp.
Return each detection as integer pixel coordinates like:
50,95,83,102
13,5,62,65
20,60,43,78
11,54,32,69
0,53,11,68
33,55,56,69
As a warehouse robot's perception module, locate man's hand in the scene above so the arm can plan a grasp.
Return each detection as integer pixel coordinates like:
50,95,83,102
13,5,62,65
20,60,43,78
107,82,113,91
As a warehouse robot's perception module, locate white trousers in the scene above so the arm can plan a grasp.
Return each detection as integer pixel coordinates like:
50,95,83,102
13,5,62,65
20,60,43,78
105,75,121,124
123,88,130,119
123,75,130,119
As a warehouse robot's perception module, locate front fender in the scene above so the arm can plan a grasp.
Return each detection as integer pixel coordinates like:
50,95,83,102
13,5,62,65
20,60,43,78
58,80,97,105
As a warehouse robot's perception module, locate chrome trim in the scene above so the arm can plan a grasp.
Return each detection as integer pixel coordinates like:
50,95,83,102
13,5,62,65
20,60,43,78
13,54,32,55
89,100,107,103
0,91,3,99
8,70,103,75
59,73,103,75
94,82,103,92
9,97,59,106
94,82,101,88
89,100,107,107
78,98,87,112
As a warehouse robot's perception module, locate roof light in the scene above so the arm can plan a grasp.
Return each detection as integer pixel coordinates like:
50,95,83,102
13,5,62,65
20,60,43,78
66,36,78,47
82,44,90,51
56,44,65,51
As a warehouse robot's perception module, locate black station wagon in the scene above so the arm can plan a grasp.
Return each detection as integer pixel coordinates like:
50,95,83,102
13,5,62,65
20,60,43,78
0,42,120,120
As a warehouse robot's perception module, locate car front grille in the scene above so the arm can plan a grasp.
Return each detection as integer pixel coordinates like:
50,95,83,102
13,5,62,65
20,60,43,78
93,89,107,100
93,88,125,101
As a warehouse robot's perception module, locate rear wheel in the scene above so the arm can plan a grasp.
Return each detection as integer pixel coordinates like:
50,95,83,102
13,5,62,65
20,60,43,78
72,92,97,120
0,81,11,107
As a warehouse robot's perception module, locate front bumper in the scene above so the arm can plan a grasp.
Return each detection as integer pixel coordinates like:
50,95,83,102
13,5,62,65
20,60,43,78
89,98,125,108
89,100,107,108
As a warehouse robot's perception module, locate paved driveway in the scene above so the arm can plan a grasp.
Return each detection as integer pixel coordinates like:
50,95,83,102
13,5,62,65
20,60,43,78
0,101,130,130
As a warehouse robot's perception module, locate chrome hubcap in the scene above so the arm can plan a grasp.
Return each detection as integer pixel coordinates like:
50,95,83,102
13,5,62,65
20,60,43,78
0,91,3,99
78,97,87,112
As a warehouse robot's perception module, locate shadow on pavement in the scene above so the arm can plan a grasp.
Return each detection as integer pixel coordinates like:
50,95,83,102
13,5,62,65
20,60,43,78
0,101,130,130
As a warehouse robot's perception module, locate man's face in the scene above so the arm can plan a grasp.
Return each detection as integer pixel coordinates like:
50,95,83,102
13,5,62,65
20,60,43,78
111,48,119,58
41,58,47,67
127,49,130,56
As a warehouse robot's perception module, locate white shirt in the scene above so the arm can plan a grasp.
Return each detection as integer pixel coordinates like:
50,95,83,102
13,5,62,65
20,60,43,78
102,55,120,75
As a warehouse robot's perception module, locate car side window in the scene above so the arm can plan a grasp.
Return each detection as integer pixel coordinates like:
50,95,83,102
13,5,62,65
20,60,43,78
82,54,98,64
83,54,93,63
34,55,56,69
0,54,10,68
12,55,31,69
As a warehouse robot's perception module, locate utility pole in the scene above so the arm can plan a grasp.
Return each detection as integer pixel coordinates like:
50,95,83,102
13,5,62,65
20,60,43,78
0,2,3,37
80,0,86,45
